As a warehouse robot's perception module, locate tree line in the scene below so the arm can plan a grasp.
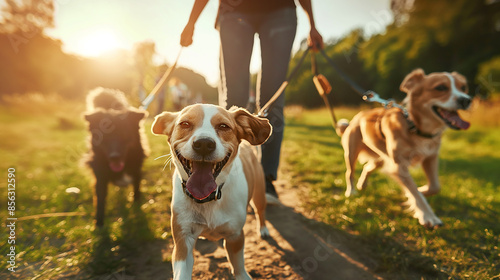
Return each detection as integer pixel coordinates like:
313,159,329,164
0,0,499,108
286,0,500,107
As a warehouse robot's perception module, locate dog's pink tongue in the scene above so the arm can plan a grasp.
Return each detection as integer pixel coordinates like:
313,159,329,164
453,115,470,130
109,161,124,172
444,111,470,130
186,161,217,200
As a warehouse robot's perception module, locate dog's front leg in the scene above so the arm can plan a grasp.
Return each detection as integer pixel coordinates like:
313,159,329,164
389,163,443,228
94,177,109,227
419,154,441,197
225,230,251,280
172,237,196,280
171,215,197,280
131,169,142,202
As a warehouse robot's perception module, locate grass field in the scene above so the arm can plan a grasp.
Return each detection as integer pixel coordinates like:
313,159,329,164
281,104,500,279
0,95,499,279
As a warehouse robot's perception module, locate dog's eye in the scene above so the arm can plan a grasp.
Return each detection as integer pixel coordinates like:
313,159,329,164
217,123,231,130
179,121,191,129
434,85,448,91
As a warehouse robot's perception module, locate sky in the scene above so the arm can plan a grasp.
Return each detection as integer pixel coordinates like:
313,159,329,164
46,0,393,86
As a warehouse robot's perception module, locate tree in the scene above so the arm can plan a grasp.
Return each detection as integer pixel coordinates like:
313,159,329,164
360,0,500,100
390,0,414,26
0,0,54,34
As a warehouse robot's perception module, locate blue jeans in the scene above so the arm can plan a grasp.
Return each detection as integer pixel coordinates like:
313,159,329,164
218,7,297,181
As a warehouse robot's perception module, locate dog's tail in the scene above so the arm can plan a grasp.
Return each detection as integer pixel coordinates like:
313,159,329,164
335,119,349,137
86,87,129,111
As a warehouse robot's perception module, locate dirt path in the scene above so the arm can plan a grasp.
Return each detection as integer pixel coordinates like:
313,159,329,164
187,181,384,280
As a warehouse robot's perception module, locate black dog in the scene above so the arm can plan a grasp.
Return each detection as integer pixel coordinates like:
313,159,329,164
84,88,149,226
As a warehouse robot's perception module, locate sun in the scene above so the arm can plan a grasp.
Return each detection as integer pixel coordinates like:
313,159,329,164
75,28,124,57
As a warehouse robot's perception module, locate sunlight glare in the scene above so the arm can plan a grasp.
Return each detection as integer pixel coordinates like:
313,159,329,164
75,28,124,57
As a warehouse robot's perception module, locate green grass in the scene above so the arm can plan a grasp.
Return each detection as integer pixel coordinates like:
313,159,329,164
282,106,500,279
0,97,498,279
0,95,174,279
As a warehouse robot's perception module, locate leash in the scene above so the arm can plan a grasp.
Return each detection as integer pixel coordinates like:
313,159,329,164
256,46,408,128
318,48,408,117
140,48,183,110
257,47,311,117
317,49,439,138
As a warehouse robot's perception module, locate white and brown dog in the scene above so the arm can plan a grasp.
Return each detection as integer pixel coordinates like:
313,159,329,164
152,104,272,280
336,69,471,228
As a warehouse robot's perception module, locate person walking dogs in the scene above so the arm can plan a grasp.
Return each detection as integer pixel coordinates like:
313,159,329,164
180,0,324,203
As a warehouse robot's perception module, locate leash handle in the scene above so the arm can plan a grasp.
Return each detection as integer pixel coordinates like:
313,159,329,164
311,52,332,96
313,74,332,96
140,48,183,110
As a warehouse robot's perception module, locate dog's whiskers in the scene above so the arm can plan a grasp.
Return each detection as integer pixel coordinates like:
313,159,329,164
163,156,174,171
154,154,174,171
155,154,171,160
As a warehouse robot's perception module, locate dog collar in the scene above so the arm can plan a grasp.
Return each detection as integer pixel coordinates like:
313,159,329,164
406,119,440,139
377,109,441,139
181,180,223,203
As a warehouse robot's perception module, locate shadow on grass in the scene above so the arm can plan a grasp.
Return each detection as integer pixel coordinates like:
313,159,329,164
86,189,171,279
432,194,500,260
440,155,500,186
265,201,446,280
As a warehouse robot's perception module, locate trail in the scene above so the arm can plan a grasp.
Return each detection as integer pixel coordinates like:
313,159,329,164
187,181,384,280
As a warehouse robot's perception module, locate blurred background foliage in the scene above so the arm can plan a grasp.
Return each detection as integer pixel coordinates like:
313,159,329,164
286,0,500,106
0,0,499,108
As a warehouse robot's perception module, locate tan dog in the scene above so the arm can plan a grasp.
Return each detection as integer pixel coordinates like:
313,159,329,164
152,104,272,280
336,69,471,228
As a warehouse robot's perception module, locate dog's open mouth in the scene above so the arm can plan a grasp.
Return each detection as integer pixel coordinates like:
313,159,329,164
432,106,470,130
176,151,231,200
109,160,125,172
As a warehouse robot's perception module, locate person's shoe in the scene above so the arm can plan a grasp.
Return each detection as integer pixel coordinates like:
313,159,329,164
265,176,281,205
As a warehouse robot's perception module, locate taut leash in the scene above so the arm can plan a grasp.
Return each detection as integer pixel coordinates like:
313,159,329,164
140,48,183,110
318,49,438,138
318,48,408,117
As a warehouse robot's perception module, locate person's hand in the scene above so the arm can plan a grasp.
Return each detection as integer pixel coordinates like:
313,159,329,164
180,23,195,47
308,27,324,52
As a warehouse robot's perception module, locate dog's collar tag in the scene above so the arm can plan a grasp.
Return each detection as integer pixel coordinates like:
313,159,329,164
181,180,224,203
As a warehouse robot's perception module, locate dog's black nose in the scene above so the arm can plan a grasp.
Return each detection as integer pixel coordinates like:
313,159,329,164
193,138,216,156
458,96,471,110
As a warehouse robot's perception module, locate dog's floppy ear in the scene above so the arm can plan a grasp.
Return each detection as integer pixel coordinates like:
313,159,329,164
84,110,105,125
451,71,468,91
126,109,148,123
151,111,179,136
400,68,426,93
231,108,272,145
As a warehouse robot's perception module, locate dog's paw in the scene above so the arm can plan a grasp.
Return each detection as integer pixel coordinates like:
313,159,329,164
259,226,270,239
345,187,358,197
417,213,443,229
